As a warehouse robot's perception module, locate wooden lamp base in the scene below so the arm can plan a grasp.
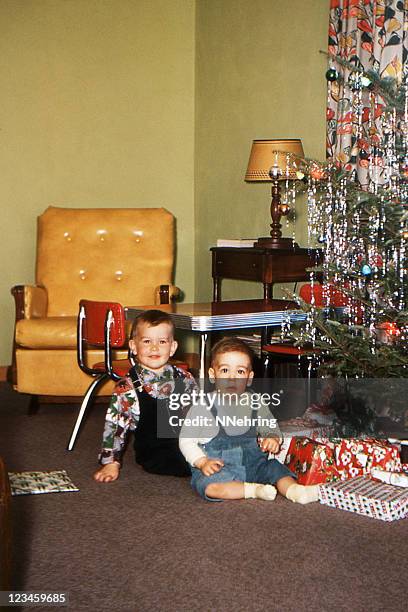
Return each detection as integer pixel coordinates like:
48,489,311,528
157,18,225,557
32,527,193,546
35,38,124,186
255,236,299,250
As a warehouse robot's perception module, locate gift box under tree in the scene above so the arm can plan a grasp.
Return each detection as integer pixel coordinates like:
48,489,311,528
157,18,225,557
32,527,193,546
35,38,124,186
285,437,340,485
335,438,402,480
318,476,408,522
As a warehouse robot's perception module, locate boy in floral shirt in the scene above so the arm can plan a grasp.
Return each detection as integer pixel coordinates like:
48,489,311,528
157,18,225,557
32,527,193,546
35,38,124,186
94,310,196,482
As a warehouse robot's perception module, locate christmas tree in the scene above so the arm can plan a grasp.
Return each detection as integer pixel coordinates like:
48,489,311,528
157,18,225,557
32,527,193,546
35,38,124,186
291,62,408,431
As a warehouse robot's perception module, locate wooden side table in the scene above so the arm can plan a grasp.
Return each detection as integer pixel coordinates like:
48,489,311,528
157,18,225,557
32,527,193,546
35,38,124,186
211,246,322,301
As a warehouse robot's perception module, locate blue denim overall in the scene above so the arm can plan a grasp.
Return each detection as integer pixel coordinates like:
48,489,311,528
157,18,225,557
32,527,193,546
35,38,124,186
191,404,294,501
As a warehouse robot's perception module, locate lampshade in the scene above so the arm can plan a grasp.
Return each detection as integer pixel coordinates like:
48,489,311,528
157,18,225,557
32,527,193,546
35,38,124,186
245,139,304,181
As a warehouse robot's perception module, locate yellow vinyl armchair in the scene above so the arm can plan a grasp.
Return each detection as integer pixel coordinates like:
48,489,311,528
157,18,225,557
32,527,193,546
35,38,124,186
11,206,180,401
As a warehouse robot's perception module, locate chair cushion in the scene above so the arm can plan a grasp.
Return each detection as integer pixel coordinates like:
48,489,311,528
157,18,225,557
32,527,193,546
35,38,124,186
263,343,321,356
16,317,133,349
263,344,308,356
15,348,118,396
16,317,77,349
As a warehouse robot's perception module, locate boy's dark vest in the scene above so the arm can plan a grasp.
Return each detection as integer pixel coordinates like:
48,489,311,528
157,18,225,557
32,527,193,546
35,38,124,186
128,365,191,477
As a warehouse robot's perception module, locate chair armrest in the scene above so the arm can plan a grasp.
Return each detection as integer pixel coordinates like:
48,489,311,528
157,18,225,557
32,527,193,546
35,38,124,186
155,284,181,305
11,285,48,320
10,285,48,385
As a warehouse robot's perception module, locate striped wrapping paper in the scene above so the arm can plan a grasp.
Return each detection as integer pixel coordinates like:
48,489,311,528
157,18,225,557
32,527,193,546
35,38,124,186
318,476,408,522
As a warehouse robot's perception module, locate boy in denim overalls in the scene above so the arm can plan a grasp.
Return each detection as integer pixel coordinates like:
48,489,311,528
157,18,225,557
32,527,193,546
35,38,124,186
179,337,319,504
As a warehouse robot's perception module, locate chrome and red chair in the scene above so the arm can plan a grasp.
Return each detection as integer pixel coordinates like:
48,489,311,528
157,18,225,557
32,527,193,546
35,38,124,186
67,300,130,451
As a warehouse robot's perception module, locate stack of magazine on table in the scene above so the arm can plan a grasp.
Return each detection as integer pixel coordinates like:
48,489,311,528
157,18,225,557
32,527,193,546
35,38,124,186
216,238,256,248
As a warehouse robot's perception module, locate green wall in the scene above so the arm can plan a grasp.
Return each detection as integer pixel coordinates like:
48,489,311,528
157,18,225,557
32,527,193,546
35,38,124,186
195,0,328,301
0,0,329,366
0,0,195,365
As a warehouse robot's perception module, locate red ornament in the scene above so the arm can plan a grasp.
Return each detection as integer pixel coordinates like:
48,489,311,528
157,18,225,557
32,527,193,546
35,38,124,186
383,322,400,337
310,166,327,180
372,254,383,267
376,322,401,344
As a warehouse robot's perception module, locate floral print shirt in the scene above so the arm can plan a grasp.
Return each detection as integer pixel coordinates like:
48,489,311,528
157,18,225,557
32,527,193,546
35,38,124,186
98,363,197,465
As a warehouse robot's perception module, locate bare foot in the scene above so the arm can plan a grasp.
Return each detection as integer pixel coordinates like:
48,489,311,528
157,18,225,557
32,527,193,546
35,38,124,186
93,462,120,483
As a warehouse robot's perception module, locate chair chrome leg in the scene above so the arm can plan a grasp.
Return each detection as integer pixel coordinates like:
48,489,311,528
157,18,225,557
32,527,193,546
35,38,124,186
263,354,270,378
199,333,208,381
66,375,108,451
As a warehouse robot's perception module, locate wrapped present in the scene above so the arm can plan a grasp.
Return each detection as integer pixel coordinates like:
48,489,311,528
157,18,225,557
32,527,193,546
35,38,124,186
371,468,408,488
335,438,402,480
273,419,334,464
318,476,408,521
280,417,334,439
303,403,336,426
285,437,340,485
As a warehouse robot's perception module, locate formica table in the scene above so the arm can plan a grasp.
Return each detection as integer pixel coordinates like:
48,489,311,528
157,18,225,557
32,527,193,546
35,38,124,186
211,246,322,301
126,299,306,378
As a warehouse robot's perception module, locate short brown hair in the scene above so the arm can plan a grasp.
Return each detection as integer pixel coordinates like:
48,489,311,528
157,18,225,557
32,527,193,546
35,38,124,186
131,309,175,339
210,337,254,367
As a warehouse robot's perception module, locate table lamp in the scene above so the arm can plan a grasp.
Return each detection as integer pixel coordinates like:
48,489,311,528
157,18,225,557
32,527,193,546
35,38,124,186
245,138,304,249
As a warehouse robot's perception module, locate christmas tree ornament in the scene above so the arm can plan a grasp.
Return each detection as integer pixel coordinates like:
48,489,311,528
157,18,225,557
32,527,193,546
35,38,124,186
325,67,338,82
360,75,372,88
361,263,372,276
310,166,327,180
375,322,400,345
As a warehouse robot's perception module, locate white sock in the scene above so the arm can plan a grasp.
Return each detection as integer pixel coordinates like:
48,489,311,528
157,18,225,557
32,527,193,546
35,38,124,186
244,482,277,501
286,483,319,505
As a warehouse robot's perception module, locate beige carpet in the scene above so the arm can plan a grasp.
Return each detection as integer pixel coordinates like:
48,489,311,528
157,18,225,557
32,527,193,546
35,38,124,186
0,383,406,612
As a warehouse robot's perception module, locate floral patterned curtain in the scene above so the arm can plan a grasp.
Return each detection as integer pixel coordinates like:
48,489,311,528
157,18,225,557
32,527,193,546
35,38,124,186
326,0,407,188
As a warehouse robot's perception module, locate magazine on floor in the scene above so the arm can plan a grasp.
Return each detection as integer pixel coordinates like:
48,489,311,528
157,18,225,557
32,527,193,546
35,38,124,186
8,469,79,495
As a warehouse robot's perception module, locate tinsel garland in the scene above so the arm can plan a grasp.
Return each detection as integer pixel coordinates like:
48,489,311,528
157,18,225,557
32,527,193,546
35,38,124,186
280,62,408,425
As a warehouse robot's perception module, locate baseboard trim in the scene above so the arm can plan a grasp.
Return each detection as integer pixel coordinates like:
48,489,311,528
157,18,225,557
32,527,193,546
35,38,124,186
0,366,9,382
